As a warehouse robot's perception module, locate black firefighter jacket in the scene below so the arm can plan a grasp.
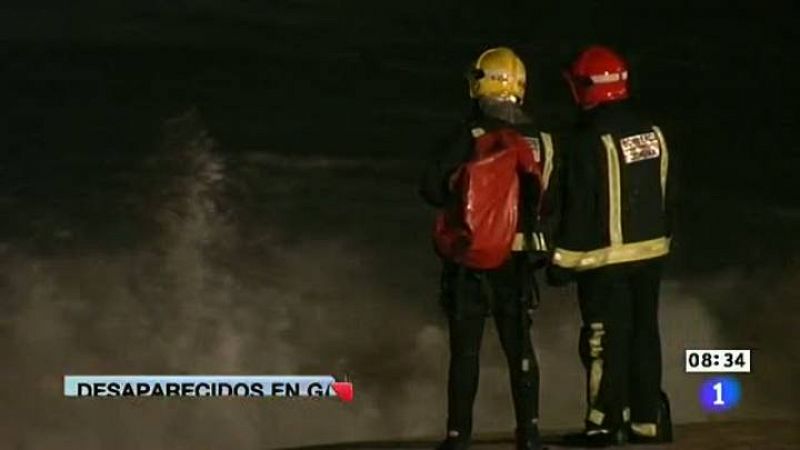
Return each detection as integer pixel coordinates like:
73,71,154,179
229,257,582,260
551,101,676,272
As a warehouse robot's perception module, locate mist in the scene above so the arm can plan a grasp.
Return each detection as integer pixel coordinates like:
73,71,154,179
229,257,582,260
0,109,796,450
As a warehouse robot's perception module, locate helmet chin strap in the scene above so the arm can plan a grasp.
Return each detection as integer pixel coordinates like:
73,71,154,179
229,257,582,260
484,94,521,104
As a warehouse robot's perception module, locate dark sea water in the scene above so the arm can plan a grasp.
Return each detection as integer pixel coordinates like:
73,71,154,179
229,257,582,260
0,3,798,449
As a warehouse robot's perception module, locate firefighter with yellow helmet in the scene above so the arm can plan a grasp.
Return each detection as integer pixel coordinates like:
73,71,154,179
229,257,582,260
420,47,559,450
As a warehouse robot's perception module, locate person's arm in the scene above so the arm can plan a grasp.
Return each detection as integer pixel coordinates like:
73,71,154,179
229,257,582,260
418,126,473,207
545,131,578,286
538,132,563,252
652,123,677,240
518,170,543,253
663,131,678,240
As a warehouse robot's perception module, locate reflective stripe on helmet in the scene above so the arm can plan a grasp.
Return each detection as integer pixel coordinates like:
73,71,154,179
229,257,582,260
590,71,629,84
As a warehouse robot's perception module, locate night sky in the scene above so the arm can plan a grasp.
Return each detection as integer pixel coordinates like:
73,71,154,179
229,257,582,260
3,1,796,264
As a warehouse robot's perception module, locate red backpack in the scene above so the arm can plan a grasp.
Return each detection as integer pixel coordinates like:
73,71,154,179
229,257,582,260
433,127,540,269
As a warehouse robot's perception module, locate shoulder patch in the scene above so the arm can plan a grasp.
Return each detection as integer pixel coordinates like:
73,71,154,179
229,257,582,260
523,136,541,162
470,127,486,138
619,132,660,164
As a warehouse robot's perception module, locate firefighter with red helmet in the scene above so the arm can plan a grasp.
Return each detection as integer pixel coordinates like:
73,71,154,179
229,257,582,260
420,47,558,450
550,45,676,446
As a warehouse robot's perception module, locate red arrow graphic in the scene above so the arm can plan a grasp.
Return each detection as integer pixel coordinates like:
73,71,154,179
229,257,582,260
331,382,354,403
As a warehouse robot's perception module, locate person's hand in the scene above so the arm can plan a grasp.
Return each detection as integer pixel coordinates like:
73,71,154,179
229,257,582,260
546,264,574,287
526,251,550,270
447,167,464,191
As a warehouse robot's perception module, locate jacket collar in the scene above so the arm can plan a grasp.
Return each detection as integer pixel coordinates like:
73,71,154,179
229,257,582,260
475,98,532,125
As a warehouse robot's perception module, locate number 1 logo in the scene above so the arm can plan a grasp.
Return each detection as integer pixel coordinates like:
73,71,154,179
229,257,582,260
700,377,741,412
712,382,725,406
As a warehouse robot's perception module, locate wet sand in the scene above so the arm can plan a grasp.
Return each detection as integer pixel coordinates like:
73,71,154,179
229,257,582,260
282,420,800,450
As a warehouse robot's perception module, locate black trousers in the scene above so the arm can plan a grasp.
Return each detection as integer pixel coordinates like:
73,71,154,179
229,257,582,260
440,255,540,439
575,258,664,431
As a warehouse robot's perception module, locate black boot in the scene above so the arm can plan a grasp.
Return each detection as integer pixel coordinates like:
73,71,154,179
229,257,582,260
628,391,673,444
515,426,545,450
435,438,470,450
435,431,470,450
659,390,674,442
435,440,467,450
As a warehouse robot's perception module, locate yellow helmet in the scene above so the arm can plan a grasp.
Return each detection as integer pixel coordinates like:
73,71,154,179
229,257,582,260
468,47,527,103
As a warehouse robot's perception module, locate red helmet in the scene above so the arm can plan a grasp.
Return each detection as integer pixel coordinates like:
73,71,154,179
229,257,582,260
566,46,629,108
